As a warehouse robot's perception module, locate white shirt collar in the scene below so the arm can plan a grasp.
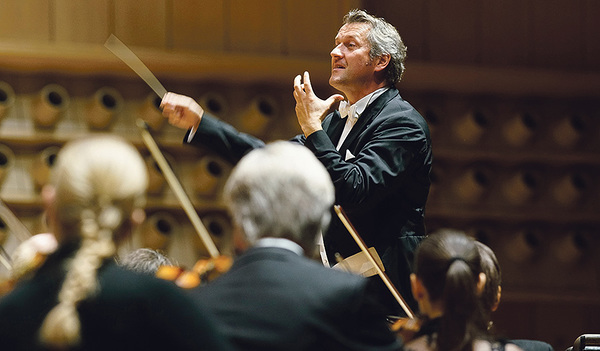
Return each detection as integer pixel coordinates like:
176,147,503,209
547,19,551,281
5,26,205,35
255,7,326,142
338,87,389,119
254,237,304,256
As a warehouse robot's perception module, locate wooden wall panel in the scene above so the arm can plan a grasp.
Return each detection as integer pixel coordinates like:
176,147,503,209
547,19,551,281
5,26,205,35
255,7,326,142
114,0,167,48
54,0,111,44
0,0,51,41
480,1,529,67
493,302,537,343
584,0,600,69
533,303,600,350
284,1,340,56
228,0,283,54
427,0,482,64
530,0,585,69
171,0,226,51
366,2,428,61
494,301,600,350
365,0,600,71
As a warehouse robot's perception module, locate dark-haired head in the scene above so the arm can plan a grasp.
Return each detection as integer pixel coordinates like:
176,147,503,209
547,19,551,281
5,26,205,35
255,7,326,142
412,229,487,351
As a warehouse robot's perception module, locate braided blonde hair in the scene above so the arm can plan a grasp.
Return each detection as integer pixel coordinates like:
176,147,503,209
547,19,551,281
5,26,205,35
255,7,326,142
39,135,148,348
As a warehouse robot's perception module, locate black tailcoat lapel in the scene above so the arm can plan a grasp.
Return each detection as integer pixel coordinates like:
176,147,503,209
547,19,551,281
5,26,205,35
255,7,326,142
338,88,398,153
323,110,346,147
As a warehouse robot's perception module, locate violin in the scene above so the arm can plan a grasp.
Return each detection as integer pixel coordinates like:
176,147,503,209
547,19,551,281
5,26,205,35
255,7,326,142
0,244,51,297
0,231,58,296
156,255,233,289
0,251,47,296
390,316,425,343
0,198,36,296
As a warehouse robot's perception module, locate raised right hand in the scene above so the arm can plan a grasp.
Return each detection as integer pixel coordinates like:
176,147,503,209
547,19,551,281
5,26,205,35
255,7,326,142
160,92,204,130
293,71,344,137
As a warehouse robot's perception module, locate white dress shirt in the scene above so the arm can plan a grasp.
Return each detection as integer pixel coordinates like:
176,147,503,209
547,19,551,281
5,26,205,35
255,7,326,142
254,237,304,256
335,87,389,150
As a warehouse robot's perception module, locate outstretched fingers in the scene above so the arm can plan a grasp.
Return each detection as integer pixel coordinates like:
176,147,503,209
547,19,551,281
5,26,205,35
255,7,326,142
293,75,302,100
302,71,314,95
293,71,315,98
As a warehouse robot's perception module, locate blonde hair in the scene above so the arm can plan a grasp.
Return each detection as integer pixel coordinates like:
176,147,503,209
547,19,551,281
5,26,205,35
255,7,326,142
39,135,148,348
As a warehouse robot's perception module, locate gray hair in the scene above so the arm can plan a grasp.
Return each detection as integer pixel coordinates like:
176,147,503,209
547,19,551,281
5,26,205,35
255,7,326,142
343,9,407,84
223,141,334,253
118,248,174,275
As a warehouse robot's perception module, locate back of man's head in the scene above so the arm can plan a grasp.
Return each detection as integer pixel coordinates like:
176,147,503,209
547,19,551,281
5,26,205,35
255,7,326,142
118,248,174,275
224,141,334,254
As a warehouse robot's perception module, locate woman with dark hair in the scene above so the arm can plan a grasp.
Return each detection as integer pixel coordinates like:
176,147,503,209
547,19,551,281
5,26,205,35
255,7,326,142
404,229,521,351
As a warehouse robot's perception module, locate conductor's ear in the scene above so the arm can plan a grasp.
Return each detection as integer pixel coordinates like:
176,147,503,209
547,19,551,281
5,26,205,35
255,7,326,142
374,54,391,72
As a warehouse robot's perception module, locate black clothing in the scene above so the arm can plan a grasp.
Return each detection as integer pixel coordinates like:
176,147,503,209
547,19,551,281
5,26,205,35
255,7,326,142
188,87,432,315
191,246,403,351
0,243,230,351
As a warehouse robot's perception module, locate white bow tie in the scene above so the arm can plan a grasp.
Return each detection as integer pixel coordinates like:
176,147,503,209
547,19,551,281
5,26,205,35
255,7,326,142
338,100,356,119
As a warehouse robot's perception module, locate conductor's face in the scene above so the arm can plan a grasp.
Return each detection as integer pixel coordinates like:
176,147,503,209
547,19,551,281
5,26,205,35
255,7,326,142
329,22,375,96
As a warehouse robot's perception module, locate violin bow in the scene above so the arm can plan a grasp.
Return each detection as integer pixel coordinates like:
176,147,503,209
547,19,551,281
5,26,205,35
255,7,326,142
0,247,11,270
104,34,220,259
0,198,34,270
334,205,415,319
0,198,31,243
137,120,220,258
